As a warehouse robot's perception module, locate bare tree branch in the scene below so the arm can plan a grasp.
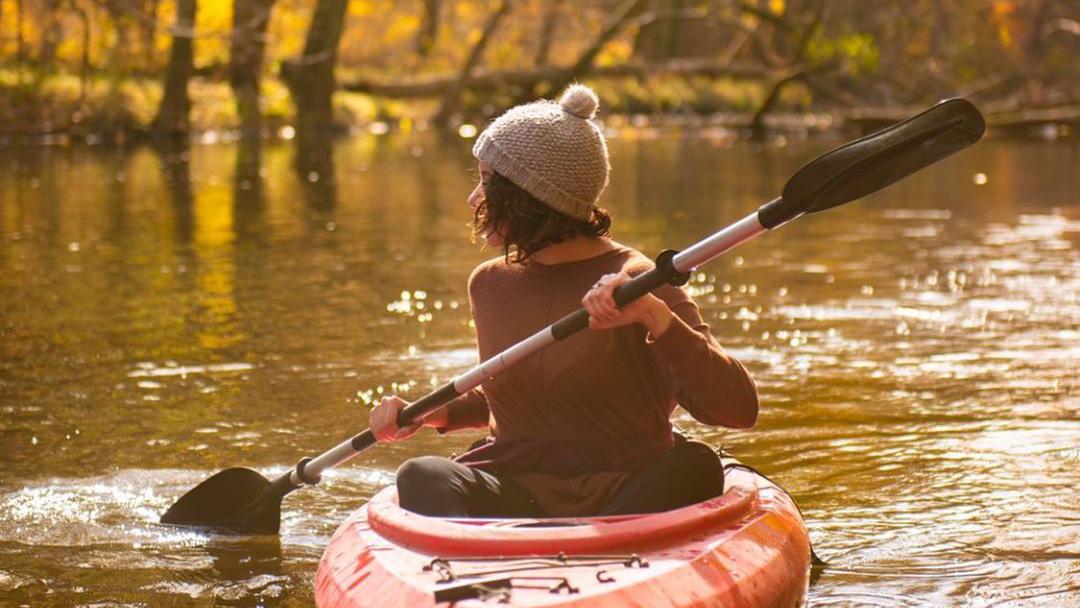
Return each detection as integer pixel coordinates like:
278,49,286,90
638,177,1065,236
534,0,650,99
749,0,827,138
433,0,512,126
534,0,564,67
68,0,91,104
344,59,796,98
416,0,440,58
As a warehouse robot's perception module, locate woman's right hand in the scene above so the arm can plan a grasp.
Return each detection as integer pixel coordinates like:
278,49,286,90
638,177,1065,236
370,395,422,442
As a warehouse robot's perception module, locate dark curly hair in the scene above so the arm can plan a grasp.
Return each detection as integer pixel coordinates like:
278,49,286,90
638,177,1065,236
472,171,612,264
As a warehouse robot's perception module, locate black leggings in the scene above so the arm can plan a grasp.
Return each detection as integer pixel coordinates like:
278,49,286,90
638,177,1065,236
395,441,725,518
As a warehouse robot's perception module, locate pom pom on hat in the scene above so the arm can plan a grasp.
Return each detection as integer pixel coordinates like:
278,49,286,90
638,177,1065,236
559,84,599,120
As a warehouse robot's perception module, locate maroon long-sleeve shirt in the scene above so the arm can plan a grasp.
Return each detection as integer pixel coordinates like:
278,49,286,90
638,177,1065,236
440,244,758,516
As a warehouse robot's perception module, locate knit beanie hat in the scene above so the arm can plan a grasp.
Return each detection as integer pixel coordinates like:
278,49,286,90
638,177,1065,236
472,84,611,221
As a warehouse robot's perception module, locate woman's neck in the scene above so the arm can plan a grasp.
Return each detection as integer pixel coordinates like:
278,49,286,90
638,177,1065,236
529,236,619,265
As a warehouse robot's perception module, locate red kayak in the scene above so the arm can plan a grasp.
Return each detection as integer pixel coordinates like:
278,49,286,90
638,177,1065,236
315,460,810,607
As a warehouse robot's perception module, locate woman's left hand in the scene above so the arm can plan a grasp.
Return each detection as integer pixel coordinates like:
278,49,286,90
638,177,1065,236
583,272,673,337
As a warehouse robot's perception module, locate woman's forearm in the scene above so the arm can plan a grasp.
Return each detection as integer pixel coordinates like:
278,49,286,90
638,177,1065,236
420,407,450,428
640,296,674,338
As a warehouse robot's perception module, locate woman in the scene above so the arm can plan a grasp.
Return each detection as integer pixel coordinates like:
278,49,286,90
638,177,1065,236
370,84,758,518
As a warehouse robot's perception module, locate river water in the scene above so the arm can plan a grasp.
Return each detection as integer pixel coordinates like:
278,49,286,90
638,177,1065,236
0,131,1076,607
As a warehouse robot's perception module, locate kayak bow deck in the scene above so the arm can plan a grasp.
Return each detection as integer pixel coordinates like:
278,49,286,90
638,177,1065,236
315,461,811,607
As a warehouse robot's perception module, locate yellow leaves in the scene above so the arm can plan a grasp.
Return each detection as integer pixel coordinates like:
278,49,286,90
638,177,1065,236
997,24,1014,48
992,0,1017,16
386,15,423,45
806,32,879,76
466,27,483,46
351,0,377,17
991,0,1017,49
194,0,234,67
596,40,633,67
55,32,85,66
338,2,429,67
198,0,234,28
3,0,1058,128
269,3,308,60
488,40,525,69
5,0,657,80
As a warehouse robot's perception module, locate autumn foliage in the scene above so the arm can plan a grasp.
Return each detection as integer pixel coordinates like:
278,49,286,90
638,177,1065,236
0,0,1076,140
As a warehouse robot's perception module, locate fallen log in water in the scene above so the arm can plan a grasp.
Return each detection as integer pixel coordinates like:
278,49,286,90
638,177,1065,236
845,104,1079,135
340,60,786,98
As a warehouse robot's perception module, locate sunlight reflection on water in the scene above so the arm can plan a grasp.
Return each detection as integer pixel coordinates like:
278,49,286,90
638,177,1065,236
0,136,1076,606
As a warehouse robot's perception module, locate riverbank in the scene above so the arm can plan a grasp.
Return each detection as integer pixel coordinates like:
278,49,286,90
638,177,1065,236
1,68,1075,146
0,68,394,146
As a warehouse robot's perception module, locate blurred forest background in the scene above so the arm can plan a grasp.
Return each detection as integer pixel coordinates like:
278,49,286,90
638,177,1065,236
1,0,1077,144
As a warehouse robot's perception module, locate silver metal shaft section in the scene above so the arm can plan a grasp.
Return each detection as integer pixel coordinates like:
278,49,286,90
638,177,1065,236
297,437,360,483
453,327,557,393
671,210,768,274
291,209,771,487
295,326,558,484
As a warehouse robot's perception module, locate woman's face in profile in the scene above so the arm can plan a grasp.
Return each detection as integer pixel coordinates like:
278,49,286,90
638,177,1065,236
469,162,504,248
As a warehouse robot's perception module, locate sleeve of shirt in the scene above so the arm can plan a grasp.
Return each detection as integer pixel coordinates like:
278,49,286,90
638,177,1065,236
647,285,759,428
435,387,491,434
434,262,496,434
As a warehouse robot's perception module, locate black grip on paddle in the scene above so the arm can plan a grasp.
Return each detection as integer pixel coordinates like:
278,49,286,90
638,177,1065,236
550,249,689,342
654,249,692,286
550,308,592,341
350,429,377,452
351,382,462,453
395,382,462,428
757,197,789,230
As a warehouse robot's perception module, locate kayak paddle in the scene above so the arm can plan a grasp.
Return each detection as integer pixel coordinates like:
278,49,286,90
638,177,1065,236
161,98,984,534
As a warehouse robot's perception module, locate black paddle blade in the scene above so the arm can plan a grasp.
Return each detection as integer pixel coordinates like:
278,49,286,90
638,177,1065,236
759,98,985,229
160,467,285,534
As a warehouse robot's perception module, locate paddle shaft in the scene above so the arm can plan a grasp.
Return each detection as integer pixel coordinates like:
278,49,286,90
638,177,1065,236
280,101,987,490
160,99,985,534
282,205,775,489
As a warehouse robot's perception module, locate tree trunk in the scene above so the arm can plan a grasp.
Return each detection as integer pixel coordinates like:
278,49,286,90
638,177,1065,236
659,0,687,59
281,0,349,139
16,0,25,64
230,0,275,140
152,0,197,141
69,0,90,104
416,0,441,58
39,0,64,72
534,0,564,67
432,0,512,126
